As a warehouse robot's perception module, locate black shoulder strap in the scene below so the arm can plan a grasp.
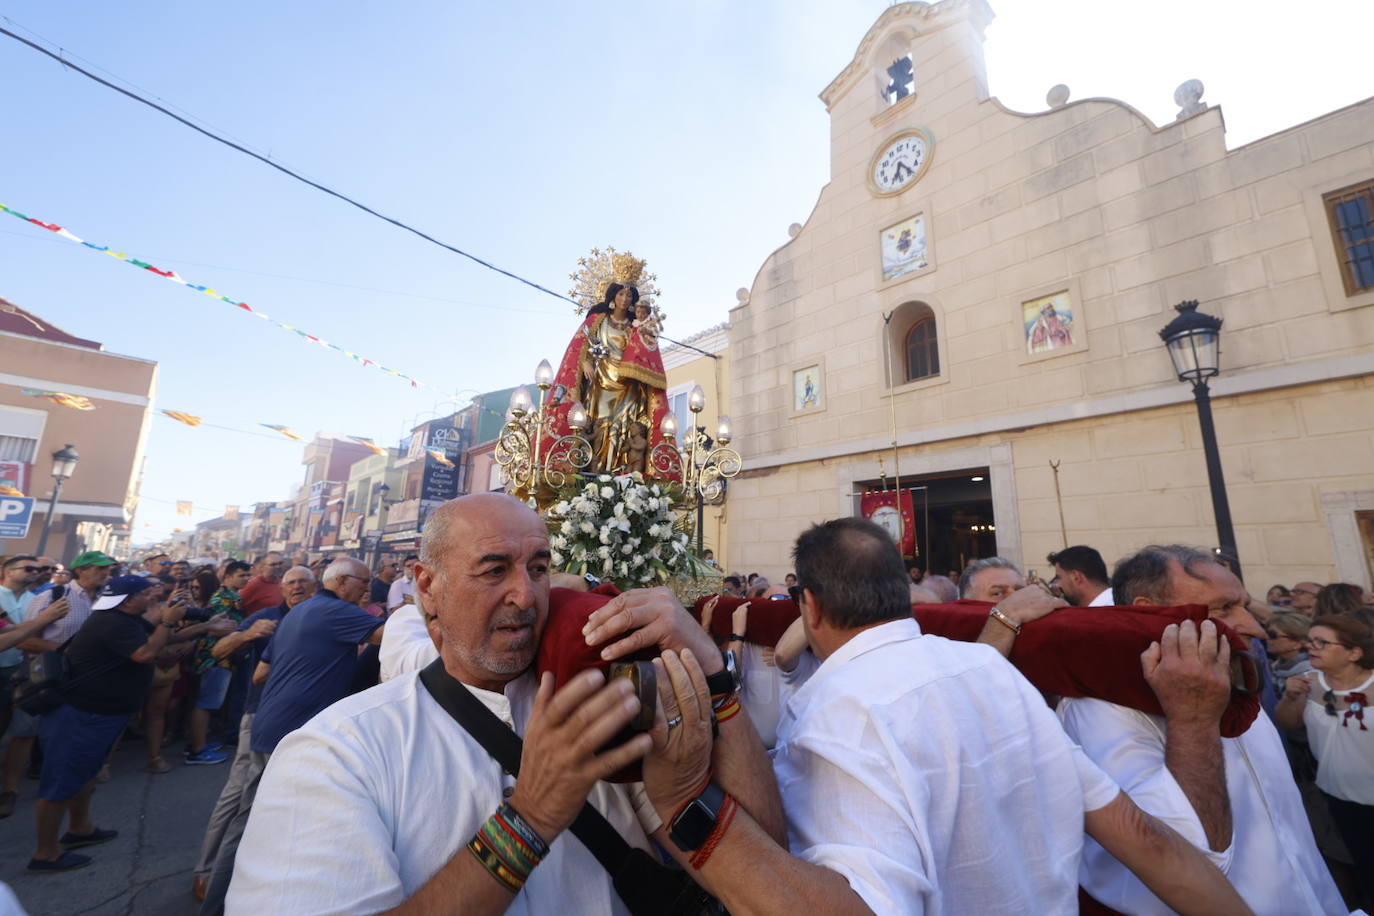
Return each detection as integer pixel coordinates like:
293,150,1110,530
417,660,637,877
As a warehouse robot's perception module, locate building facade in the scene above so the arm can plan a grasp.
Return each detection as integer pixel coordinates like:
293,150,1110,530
727,0,1374,588
0,297,157,560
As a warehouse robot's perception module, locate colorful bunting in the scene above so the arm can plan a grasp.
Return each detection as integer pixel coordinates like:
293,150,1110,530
349,436,385,456
424,446,455,468
162,410,203,427
22,388,95,410
176,501,193,516
1,201,427,389
261,424,305,441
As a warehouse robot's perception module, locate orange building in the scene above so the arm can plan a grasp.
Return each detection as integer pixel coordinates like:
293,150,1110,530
0,297,156,560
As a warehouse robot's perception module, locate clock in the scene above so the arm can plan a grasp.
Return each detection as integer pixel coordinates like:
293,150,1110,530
868,128,933,197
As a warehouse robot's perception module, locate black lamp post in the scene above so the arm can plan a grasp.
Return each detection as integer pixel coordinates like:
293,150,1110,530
370,483,392,569
1158,301,1241,580
36,444,80,556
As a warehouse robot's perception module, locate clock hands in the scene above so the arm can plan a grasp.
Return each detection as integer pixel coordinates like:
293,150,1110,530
893,160,913,181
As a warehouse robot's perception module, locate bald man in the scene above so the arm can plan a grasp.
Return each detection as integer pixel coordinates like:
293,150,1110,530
229,492,784,914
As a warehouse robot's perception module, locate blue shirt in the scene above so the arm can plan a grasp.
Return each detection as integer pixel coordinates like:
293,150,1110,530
250,590,382,754
0,585,35,668
237,602,291,715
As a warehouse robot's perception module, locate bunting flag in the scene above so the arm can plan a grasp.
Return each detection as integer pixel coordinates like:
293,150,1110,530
0,484,24,497
424,446,455,468
261,424,305,441
1,201,427,389
162,410,203,427
22,388,95,410
176,501,193,516
349,435,385,456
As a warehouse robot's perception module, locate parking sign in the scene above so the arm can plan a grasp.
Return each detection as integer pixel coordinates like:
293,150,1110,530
0,497,36,539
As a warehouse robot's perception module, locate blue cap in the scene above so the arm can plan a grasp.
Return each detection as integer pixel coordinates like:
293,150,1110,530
92,575,157,610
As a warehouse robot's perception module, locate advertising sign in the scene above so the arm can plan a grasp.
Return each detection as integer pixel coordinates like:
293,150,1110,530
420,426,464,505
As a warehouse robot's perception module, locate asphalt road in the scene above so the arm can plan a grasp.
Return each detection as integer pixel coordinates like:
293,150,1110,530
0,735,229,916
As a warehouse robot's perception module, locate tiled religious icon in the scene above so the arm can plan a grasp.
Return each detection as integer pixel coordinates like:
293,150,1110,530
1022,290,1075,355
793,365,823,412
881,214,929,281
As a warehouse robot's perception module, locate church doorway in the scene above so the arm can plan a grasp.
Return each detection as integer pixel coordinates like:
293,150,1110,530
854,467,996,578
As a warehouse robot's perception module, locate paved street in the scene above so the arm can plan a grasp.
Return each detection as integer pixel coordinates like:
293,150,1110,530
0,736,229,916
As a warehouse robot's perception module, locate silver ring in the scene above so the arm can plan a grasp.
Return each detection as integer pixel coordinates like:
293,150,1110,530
666,714,683,730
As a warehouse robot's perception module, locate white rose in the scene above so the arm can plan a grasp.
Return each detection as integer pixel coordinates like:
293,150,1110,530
601,486,614,499
598,545,612,559
553,501,570,515
551,550,564,567
580,521,595,535
598,474,612,483
621,544,632,555
561,520,575,535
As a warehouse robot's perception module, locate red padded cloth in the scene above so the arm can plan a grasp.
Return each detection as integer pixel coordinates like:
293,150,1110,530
536,589,1259,739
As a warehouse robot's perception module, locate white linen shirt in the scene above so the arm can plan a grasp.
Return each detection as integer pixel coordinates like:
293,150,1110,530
1088,587,1115,607
773,618,1120,916
226,669,658,915
385,576,415,612
1059,696,1350,916
377,602,437,682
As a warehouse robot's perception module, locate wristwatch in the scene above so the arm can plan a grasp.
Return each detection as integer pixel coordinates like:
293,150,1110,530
704,649,740,696
669,781,727,852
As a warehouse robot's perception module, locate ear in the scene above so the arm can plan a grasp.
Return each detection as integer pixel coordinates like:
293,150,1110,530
801,588,824,631
1131,595,1157,607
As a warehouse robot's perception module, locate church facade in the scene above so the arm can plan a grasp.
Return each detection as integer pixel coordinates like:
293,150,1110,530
726,0,1374,589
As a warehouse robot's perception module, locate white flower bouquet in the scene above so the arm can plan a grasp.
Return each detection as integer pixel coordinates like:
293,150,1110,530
547,473,691,590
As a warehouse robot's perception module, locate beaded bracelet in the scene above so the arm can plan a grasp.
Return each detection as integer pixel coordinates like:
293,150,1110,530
689,793,738,870
467,802,550,894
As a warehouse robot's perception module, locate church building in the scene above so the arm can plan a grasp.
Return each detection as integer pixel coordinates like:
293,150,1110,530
726,0,1374,589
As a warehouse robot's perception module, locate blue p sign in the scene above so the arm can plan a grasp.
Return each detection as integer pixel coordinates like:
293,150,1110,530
0,497,36,539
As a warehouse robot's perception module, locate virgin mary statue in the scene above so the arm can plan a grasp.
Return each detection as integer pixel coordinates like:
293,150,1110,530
542,250,675,478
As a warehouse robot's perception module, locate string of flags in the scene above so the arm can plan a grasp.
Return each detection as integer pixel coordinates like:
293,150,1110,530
261,424,305,442
1,200,428,389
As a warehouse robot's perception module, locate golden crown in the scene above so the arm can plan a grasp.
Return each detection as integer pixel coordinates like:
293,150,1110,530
567,247,659,314
610,251,645,287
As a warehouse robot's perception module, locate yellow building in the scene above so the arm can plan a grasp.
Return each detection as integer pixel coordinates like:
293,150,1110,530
662,323,731,561
727,0,1374,589
0,296,157,559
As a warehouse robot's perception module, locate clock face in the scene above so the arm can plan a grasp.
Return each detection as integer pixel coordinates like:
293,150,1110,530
870,129,932,196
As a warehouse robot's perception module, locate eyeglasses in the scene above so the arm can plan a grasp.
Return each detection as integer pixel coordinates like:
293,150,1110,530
1304,635,1342,650
338,573,369,584
36,566,54,573
1292,588,1319,597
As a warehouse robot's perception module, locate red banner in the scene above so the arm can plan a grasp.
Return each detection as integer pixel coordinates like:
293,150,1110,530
861,488,916,556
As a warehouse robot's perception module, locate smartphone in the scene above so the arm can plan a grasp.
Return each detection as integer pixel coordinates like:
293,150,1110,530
50,584,66,601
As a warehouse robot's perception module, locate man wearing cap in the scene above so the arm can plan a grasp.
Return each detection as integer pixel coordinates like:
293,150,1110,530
2,551,116,817
29,575,187,872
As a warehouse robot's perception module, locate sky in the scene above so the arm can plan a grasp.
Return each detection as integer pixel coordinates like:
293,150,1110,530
1,0,1370,546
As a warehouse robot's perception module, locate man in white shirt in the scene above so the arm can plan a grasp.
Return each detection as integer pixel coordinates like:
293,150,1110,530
384,554,417,612
1047,545,1114,606
227,493,785,914
1058,544,1351,915
745,519,1247,915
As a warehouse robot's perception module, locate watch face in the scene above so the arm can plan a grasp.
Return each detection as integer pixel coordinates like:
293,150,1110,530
870,129,932,196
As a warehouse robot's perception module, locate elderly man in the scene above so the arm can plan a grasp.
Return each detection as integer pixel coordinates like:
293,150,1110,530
1047,545,1114,606
1289,581,1321,617
192,566,317,904
141,553,171,576
386,554,419,612
30,576,186,871
227,493,784,914
195,558,381,915
1058,545,1348,915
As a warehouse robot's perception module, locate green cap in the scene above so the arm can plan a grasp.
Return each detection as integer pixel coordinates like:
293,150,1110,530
70,550,117,569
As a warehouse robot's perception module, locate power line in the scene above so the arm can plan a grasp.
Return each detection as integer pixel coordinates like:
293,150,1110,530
0,22,725,358
0,24,581,308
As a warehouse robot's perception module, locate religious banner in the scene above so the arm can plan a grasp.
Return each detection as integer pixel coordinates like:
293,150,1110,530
861,487,917,556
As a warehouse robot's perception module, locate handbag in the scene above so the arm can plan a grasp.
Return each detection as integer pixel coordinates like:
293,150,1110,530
418,660,723,916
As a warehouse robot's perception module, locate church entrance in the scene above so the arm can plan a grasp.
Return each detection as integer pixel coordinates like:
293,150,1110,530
854,467,996,578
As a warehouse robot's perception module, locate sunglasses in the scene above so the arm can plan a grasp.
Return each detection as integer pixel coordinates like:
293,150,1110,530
14,565,39,573
1323,689,1338,717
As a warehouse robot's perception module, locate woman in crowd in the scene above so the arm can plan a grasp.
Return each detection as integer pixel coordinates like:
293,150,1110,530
1266,584,1292,608
1276,610,1374,909
1265,611,1313,700
1316,583,1365,618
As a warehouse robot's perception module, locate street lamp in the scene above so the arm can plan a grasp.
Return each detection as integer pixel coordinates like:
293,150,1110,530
36,444,80,556
1159,300,1241,579
370,482,392,569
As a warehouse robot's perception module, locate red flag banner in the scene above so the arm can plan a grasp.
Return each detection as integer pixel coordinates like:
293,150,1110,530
860,488,916,556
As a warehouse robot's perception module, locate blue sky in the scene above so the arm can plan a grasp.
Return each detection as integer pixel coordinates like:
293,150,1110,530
2,0,1370,545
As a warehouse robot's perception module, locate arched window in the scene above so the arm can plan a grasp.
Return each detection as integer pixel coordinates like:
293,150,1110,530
905,316,939,382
